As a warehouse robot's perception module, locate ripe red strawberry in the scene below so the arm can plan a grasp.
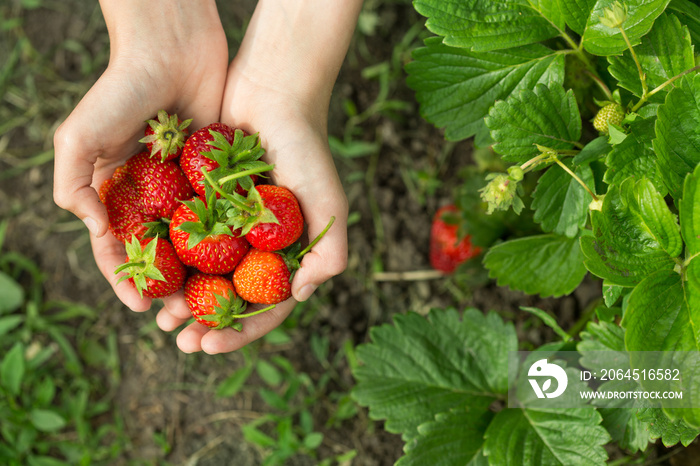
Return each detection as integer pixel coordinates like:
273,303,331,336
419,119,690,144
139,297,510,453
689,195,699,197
98,166,157,243
185,272,276,330
180,123,269,197
139,110,192,161
233,217,335,304
115,235,186,299
169,198,250,275
429,205,481,273
125,151,193,219
244,185,304,251
233,249,293,304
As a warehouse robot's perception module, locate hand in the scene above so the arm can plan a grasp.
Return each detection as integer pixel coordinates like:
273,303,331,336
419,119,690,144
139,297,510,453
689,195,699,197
157,0,360,354
53,1,228,314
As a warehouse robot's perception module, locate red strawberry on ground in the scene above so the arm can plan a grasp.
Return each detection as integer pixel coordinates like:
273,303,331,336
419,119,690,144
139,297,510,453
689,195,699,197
115,235,186,299
233,217,335,304
180,123,270,197
184,272,275,330
125,151,194,219
169,187,250,275
429,205,481,273
98,166,157,243
139,110,192,161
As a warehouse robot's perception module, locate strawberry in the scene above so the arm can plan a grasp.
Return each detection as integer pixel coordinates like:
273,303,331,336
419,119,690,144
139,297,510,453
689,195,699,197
180,123,270,197
183,272,270,330
429,205,481,273
243,185,304,251
125,151,194,219
115,235,186,298
139,110,192,161
98,166,157,243
169,188,250,275
233,217,335,304
593,102,625,134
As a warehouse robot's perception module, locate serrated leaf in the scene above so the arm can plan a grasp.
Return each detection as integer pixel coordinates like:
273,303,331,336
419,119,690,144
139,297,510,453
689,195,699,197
572,136,610,166
484,234,588,298
483,405,609,465
560,0,597,34
487,83,581,163
603,116,665,194
668,0,700,46
582,0,671,56
531,160,594,238
413,0,563,52
680,163,700,258
352,308,516,440
608,13,694,102
406,38,565,141
580,178,679,286
398,408,492,466
654,74,700,200
637,405,700,447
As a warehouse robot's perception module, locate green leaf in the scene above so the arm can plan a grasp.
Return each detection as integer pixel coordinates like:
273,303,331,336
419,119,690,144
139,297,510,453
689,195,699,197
406,38,565,141
580,178,679,287
572,136,610,166
654,74,700,200
603,116,665,194
29,409,66,432
242,424,277,448
1,342,24,395
256,360,283,387
483,405,609,465
608,13,694,102
352,308,516,440
622,269,696,351
398,408,493,466
531,160,594,238
487,83,581,163
216,365,253,398
559,0,597,34
413,0,563,52
582,0,671,56
637,405,700,447
302,432,324,450
0,271,23,314
484,234,588,298
668,0,700,46
680,163,700,258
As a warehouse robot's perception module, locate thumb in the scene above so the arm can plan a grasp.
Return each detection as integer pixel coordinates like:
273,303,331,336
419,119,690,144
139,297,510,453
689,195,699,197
292,214,348,302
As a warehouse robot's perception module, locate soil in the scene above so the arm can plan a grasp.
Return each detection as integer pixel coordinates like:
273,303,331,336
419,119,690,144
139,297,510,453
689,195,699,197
0,1,631,465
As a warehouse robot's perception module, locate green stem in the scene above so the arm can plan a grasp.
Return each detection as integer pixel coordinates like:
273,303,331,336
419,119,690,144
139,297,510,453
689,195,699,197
631,64,700,112
217,164,275,185
553,157,599,202
619,26,647,97
200,167,255,214
295,216,336,260
684,251,700,267
235,304,277,319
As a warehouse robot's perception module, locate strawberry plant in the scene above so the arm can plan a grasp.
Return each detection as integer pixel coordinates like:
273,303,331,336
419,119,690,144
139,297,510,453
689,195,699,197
352,0,700,463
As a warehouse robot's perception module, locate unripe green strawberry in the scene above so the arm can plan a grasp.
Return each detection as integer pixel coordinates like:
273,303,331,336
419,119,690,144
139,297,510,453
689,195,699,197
593,103,625,133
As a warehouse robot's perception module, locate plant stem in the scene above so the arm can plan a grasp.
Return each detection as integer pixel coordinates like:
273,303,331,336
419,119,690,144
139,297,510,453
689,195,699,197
631,64,700,112
217,164,275,185
235,304,277,319
295,217,336,260
200,167,255,214
553,157,599,202
619,26,647,98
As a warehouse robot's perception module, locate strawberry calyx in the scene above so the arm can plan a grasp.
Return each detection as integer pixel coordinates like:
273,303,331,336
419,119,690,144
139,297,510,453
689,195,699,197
139,110,192,162
276,216,336,282
115,235,166,298
176,184,234,249
202,289,277,331
142,218,171,240
201,128,271,194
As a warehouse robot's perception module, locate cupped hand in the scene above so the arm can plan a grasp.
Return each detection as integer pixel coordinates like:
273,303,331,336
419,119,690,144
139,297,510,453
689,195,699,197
53,1,228,314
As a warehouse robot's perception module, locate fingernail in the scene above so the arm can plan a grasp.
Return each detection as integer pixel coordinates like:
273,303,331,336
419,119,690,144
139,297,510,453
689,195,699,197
83,217,99,237
297,284,317,302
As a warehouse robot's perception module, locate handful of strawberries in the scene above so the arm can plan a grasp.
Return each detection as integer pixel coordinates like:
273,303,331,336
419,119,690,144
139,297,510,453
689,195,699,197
102,110,333,331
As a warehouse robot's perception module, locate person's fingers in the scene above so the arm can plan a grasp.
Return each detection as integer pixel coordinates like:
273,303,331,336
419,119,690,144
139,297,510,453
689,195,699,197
198,300,296,354
90,233,152,312
176,322,209,353
156,290,192,331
